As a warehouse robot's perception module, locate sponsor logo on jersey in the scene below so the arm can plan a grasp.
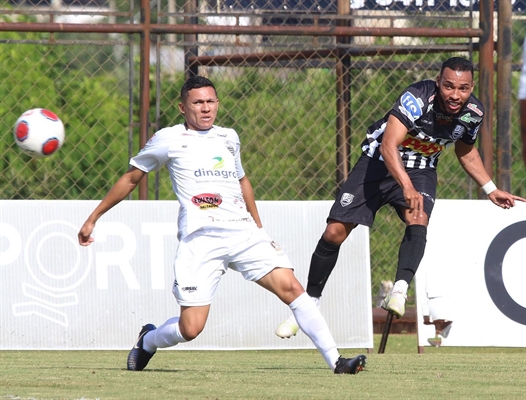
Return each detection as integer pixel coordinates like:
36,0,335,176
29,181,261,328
233,195,246,209
401,92,423,119
191,193,223,209
212,156,224,169
467,103,483,116
340,193,354,207
452,125,466,140
181,286,198,292
472,125,480,140
460,113,479,124
401,136,445,156
436,113,453,126
194,169,237,179
194,156,237,179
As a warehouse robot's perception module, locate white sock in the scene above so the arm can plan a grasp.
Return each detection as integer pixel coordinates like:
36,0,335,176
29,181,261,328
289,292,340,370
143,317,187,353
393,280,408,295
288,296,320,324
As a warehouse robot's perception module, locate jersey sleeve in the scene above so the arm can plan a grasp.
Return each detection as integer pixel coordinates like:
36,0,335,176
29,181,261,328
459,99,485,145
458,125,479,145
388,81,429,132
129,129,171,172
227,128,246,180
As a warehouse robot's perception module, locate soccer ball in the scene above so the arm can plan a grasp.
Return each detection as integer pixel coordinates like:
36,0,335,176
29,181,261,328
13,108,65,158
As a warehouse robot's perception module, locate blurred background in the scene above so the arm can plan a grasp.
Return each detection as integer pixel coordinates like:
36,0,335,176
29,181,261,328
1,0,525,306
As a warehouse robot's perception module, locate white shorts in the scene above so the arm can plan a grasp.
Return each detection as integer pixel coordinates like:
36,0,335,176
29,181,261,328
172,227,293,306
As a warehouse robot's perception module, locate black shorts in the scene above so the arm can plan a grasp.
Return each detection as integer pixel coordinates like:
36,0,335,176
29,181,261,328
328,154,437,227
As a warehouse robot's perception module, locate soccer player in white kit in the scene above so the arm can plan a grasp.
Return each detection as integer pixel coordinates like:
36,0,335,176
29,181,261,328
78,76,366,374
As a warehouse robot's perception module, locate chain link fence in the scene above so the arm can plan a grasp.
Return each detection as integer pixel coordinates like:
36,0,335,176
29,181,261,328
1,0,525,305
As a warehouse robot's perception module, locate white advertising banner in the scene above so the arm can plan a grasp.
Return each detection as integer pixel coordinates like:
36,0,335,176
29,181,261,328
416,200,526,348
0,200,373,350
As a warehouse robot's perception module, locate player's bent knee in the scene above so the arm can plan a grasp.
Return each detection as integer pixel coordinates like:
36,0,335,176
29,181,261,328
179,325,204,341
280,279,305,304
323,222,352,245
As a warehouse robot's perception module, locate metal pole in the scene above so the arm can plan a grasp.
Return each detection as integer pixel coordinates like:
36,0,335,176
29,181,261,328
478,0,495,197
378,312,394,354
154,0,163,200
335,0,351,191
184,0,199,77
0,23,483,38
138,0,151,200
496,0,512,192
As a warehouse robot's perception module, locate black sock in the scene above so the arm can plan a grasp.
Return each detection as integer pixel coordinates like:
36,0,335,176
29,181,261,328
306,236,341,298
395,225,427,285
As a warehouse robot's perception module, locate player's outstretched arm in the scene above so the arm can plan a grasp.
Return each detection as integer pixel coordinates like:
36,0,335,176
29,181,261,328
455,141,526,208
487,190,526,209
78,166,146,246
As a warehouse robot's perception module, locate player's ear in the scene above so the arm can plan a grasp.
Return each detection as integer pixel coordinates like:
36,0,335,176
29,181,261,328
178,103,185,114
435,74,441,87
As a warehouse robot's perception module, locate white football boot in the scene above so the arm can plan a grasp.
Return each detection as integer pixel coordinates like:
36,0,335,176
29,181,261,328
275,297,320,339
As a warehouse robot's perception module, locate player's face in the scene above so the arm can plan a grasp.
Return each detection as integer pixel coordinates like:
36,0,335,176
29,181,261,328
435,67,474,114
178,86,219,131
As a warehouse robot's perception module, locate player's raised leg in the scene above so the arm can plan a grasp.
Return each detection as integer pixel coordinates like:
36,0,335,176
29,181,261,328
259,268,366,374
382,223,428,317
275,231,343,339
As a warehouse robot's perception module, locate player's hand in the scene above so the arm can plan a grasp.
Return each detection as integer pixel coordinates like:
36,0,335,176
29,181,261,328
403,187,424,219
78,221,95,246
488,190,526,209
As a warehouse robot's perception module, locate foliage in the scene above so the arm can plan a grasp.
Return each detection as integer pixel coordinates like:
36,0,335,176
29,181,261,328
2,18,525,300
0,23,130,200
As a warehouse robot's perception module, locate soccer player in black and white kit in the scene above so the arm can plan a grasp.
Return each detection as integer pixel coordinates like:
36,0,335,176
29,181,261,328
276,57,525,338
78,76,366,374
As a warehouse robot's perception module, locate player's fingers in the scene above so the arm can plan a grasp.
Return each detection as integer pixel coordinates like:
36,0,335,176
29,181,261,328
78,231,93,246
418,197,424,218
80,237,94,246
409,194,423,219
409,197,419,219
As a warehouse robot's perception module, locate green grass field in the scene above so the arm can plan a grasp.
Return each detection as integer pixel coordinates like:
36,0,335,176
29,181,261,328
1,334,525,400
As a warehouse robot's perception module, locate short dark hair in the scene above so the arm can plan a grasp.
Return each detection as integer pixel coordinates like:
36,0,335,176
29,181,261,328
440,57,474,76
181,76,217,101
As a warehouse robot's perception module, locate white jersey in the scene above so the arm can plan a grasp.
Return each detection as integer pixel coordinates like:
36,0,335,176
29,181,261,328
519,37,526,100
130,124,256,239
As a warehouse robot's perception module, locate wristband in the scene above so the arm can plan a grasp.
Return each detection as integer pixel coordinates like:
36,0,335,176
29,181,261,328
481,180,497,195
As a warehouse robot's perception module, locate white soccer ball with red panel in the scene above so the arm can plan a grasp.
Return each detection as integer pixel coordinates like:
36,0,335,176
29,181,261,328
14,108,65,158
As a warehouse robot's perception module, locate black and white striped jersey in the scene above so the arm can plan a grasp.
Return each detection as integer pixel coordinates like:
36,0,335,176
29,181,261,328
361,79,484,169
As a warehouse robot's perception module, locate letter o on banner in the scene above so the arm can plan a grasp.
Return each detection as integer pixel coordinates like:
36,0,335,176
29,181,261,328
484,221,526,325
